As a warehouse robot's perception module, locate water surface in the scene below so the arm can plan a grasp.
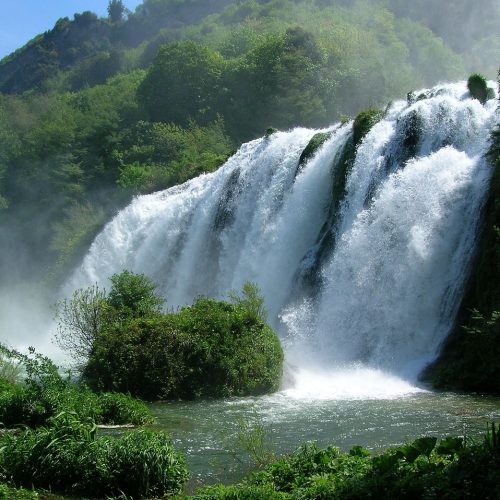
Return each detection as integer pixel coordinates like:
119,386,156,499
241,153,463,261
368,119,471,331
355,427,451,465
150,388,500,490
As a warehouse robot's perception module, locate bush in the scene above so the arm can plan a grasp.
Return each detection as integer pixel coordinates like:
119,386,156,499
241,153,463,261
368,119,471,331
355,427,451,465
0,384,152,428
55,270,164,363
0,345,152,427
107,269,164,319
84,294,283,400
467,73,489,104
0,484,38,499
0,412,188,498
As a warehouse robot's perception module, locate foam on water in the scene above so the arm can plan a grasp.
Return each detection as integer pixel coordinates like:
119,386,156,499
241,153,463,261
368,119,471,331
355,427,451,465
282,367,426,401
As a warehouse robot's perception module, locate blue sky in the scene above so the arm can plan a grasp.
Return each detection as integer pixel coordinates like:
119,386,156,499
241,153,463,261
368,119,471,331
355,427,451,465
1,0,143,59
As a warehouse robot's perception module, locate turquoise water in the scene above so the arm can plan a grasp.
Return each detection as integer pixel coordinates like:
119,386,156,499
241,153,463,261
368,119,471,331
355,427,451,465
150,390,500,491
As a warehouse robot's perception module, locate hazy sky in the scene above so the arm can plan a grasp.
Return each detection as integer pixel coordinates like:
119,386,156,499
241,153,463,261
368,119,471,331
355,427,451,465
1,0,143,59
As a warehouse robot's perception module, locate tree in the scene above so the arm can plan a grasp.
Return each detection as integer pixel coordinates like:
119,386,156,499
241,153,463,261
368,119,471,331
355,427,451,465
137,41,226,126
83,296,283,399
107,270,164,319
54,271,164,364
221,29,330,140
108,0,125,23
228,281,268,323
54,284,109,364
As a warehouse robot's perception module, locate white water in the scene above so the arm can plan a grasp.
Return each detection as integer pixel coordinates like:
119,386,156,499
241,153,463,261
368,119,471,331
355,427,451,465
69,82,498,398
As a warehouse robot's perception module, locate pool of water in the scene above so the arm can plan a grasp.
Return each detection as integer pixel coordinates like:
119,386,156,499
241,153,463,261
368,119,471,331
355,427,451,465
150,383,500,491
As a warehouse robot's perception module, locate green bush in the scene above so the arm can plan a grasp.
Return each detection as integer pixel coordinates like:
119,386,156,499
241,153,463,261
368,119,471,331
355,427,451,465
0,484,38,499
0,345,152,427
0,384,152,428
107,269,165,318
467,73,489,104
84,295,283,400
0,412,188,498
55,270,164,363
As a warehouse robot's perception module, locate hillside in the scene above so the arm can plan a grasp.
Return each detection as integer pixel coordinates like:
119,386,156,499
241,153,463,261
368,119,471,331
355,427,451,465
1,0,499,96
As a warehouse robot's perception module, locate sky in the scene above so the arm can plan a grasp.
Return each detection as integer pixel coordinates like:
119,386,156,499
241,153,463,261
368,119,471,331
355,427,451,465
1,0,144,59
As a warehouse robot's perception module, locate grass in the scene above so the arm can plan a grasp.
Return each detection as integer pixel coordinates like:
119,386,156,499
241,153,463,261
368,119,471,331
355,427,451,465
0,412,188,498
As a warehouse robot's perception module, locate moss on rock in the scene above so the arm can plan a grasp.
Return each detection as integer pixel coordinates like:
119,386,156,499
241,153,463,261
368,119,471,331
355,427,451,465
297,131,333,169
352,109,383,147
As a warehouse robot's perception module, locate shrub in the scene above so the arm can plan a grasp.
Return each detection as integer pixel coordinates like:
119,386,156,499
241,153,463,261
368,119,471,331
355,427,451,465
0,345,152,427
107,269,164,319
0,412,188,498
84,295,283,400
0,384,152,428
0,484,38,499
467,73,489,104
228,281,268,322
54,283,109,364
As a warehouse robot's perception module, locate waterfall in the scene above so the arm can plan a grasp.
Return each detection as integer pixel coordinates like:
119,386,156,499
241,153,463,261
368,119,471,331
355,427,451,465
69,81,498,394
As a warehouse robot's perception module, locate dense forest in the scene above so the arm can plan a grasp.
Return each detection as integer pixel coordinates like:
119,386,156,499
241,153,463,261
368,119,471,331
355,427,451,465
1,0,499,287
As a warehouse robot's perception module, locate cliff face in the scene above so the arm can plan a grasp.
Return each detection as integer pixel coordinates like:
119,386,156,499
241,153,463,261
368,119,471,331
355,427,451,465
422,80,500,393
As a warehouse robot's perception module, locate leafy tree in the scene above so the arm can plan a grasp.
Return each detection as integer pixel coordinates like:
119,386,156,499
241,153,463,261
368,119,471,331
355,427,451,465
228,281,268,322
108,0,125,23
107,270,164,319
221,28,331,140
137,40,226,126
84,296,283,400
54,271,164,364
54,284,109,364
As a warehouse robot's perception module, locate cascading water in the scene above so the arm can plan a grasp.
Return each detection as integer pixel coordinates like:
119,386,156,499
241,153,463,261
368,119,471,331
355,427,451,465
69,82,498,398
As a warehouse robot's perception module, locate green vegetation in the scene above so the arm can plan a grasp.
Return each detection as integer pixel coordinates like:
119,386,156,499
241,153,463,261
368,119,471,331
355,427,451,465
192,426,500,499
107,269,165,317
0,484,39,499
138,41,226,126
85,295,283,400
56,271,283,400
352,109,384,147
298,131,333,168
0,412,188,498
468,73,489,103
0,345,152,427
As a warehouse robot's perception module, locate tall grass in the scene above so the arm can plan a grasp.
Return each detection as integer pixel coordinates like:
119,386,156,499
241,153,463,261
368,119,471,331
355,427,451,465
0,345,152,427
0,412,188,498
